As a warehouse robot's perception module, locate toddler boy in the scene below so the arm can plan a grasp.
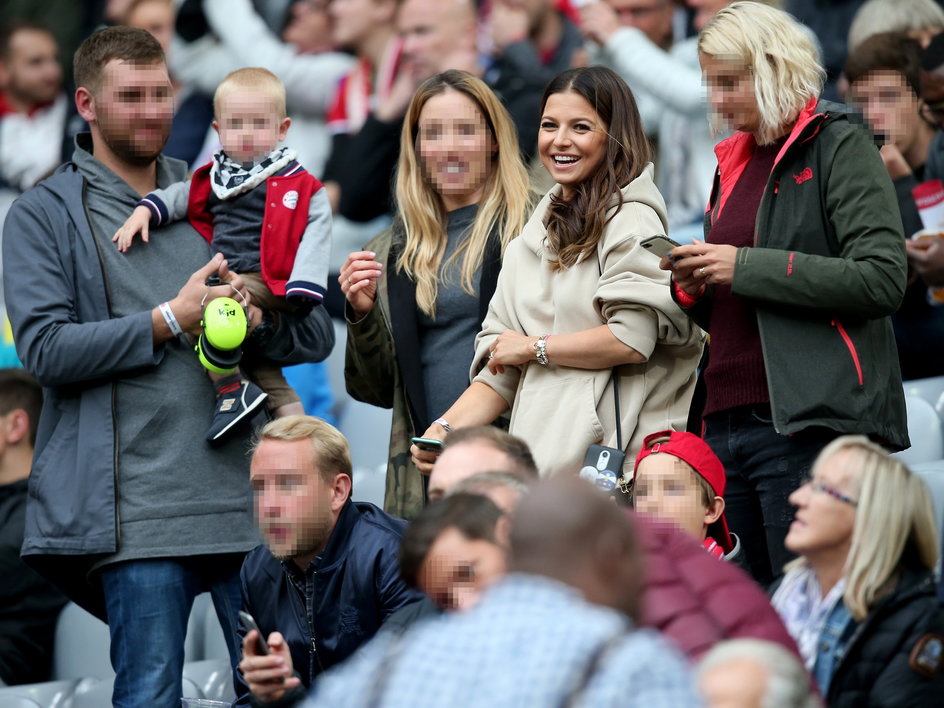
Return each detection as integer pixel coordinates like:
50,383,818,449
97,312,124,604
632,430,740,561
114,67,331,443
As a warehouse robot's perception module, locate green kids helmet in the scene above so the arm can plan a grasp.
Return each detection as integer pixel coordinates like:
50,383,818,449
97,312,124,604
196,296,248,374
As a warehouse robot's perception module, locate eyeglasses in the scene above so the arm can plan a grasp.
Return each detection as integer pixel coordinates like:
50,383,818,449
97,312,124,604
803,477,858,507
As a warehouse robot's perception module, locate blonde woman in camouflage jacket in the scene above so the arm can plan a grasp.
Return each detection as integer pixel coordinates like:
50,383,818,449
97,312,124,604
339,71,532,519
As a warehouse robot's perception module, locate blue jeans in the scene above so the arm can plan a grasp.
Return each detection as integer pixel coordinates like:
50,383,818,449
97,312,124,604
703,404,836,587
99,555,244,708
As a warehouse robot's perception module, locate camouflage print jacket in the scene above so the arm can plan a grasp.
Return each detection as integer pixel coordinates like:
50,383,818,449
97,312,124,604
344,222,502,519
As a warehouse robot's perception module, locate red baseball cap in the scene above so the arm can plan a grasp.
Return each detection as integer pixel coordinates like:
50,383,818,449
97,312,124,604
634,430,733,553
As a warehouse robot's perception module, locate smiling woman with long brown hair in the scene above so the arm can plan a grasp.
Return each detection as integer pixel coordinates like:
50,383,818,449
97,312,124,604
412,66,704,483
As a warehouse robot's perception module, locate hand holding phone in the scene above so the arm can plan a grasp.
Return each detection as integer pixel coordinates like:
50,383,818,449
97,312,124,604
640,235,683,260
239,611,270,656
411,437,444,453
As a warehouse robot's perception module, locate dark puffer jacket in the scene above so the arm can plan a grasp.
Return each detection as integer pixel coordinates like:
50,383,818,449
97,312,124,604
827,569,944,707
631,512,799,660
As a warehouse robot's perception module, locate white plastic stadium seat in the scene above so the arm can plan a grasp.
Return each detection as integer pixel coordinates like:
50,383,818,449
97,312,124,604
904,375,944,407
0,680,79,708
200,598,234,664
69,677,113,708
893,396,944,466
0,697,43,708
325,318,351,423
351,463,389,508
340,400,392,483
910,460,944,543
51,604,113,682
183,660,236,703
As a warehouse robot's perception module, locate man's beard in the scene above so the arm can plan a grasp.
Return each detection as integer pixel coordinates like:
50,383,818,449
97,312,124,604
269,517,332,563
97,115,170,167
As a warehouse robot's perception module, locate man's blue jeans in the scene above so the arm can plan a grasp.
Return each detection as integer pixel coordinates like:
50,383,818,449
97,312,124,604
703,404,836,587
99,554,244,708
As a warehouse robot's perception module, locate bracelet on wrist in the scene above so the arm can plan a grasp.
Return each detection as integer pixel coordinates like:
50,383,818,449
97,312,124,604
434,417,452,433
159,301,183,337
533,334,550,366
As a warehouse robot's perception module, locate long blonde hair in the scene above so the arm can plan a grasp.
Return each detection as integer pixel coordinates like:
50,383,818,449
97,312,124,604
395,70,531,317
791,436,939,621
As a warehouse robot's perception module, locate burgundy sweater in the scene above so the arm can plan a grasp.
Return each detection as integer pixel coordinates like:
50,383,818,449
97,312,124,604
703,140,782,417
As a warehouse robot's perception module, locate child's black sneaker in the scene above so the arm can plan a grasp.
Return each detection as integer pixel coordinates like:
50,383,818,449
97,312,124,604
207,379,267,445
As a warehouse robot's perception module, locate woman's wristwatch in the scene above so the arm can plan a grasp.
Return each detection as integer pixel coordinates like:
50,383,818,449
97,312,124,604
533,334,550,366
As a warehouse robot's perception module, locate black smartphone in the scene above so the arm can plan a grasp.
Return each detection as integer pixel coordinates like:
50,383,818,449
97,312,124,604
411,436,444,453
640,235,683,260
238,610,270,655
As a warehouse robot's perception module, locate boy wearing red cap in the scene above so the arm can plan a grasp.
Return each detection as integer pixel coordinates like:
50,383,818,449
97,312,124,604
633,430,740,561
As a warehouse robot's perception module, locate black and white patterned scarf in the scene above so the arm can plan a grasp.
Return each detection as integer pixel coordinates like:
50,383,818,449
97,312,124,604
210,146,296,200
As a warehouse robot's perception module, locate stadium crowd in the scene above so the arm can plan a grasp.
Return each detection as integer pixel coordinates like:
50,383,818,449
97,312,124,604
1,1,944,707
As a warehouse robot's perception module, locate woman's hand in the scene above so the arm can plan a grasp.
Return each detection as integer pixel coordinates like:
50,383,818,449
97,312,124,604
664,240,738,288
659,251,704,295
487,330,536,375
410,421,448,475
339,251,382,320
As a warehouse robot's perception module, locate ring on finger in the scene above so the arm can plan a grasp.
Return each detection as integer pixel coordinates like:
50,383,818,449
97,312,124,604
699,266,706,276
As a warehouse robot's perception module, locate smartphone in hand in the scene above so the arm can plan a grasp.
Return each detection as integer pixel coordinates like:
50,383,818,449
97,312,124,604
411,437,444,453
640,235,683,260
239,610,270,656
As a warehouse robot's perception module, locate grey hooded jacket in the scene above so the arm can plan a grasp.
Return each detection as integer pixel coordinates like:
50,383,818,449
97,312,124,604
2,145,334,618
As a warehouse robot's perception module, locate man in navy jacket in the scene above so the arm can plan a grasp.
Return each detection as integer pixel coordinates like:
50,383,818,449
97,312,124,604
236,415,424,704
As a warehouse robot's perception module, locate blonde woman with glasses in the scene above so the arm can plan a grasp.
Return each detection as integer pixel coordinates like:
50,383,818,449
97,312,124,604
340,71,531,519
772,436,943,707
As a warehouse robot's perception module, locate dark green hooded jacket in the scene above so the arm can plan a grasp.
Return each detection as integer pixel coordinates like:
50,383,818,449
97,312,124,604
679,99,909,450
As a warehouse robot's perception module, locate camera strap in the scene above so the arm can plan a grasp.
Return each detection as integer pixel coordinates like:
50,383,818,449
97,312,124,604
596,248,632,497
595,249,624,452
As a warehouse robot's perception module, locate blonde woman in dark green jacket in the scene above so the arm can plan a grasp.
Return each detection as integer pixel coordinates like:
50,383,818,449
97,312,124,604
662,2,909,586
339,71,531,520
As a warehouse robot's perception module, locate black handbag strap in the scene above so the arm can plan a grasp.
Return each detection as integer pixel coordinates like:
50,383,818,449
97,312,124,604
595,249,623,451
613,369,622,451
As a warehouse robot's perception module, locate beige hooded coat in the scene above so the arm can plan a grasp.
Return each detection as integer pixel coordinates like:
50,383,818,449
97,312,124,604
471,165,705,478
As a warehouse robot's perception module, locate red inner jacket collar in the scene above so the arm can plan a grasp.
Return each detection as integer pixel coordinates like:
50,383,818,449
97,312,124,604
712,97,823,220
